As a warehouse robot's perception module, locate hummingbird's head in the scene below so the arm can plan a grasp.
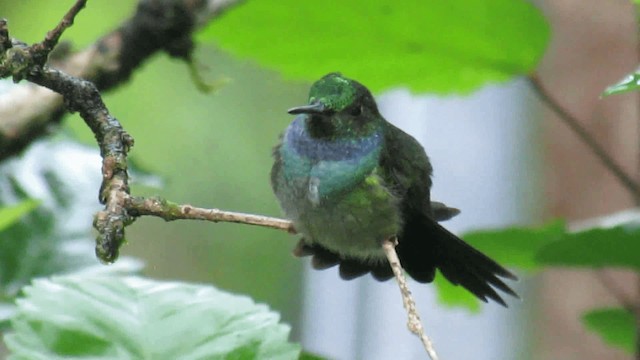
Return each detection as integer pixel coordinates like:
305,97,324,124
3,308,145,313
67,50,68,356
288,73,381,139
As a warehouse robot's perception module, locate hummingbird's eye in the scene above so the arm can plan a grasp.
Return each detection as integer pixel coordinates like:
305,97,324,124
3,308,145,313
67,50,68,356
350,105,363,117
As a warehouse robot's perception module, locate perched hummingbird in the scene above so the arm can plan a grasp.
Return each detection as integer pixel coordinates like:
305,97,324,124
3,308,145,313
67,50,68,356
271,73,517,306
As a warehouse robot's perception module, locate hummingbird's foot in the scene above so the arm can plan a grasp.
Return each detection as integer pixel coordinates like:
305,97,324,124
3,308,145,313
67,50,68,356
292,239,314,257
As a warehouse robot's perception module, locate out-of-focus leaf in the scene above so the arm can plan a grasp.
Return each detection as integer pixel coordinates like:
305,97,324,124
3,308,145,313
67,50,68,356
0,200,39,232
0,140,140,300
299,351,328,360
434,276,482,313
536,226,640,269
4,275,301,360
0,303,14,331
603,69,640,96
199,0,550,93
582,308,635,354
464,220,566,270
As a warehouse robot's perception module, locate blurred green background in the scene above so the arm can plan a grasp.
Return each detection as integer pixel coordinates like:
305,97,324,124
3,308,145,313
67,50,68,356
1,0,307,334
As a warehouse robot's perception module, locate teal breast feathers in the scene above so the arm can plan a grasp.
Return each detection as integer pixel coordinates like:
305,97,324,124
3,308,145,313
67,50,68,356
279,117,383,204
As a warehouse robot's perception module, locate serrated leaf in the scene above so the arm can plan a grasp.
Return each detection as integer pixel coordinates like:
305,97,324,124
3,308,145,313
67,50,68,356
536,226,640,269
0,200,40,233
582,308,635,354
199,0,550,93
4,275,301,360
603,69,640,96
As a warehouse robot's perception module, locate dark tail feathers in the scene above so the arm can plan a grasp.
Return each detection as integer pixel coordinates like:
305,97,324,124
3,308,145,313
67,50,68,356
397,217,518,307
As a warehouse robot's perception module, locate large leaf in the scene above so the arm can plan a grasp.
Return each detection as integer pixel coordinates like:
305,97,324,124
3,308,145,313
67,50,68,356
0,200,39,232
582,308,635,354
199,0,550,93
4,275,301,360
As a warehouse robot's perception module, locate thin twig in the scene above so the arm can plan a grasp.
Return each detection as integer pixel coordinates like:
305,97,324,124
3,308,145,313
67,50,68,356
127,196,295,233
529,74,640,203
382,238,439,360
30,0,87,64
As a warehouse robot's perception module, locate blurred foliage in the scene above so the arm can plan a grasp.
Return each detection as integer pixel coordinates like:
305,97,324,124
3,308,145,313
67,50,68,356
603,69,640,96
465,221,566,271
537,226,640,269
199,0,550,93
434,275,481,312
582,308,635,354
0,0,136,47
443,217,640,353
0,141,110,328
5,275,301,360
0,200,39,233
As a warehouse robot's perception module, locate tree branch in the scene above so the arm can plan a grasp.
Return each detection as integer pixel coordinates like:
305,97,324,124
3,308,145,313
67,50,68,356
126,196,294,232
528,74,640,203
30,0,87,64
0,0,255,263
0,0,244,161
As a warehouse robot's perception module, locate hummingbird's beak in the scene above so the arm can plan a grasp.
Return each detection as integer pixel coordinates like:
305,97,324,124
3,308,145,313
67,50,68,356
287,102,327,115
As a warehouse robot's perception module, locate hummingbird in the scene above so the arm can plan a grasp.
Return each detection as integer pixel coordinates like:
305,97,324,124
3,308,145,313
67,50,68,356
271,73,517,306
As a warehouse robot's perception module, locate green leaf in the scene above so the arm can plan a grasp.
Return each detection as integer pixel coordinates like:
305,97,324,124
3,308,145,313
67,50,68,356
299,351,328,360
4,275,301,360
0,200,40,233
582,308,635,354
536,226,640,269
434,276,481,312
603,69,640,96
464,220,567,270
199,0,550,93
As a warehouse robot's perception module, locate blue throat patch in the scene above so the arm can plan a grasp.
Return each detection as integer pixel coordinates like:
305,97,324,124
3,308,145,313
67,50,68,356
280,116,382,201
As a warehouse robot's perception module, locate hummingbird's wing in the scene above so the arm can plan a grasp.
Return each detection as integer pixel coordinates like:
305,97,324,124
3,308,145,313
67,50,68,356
380,122,518,306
